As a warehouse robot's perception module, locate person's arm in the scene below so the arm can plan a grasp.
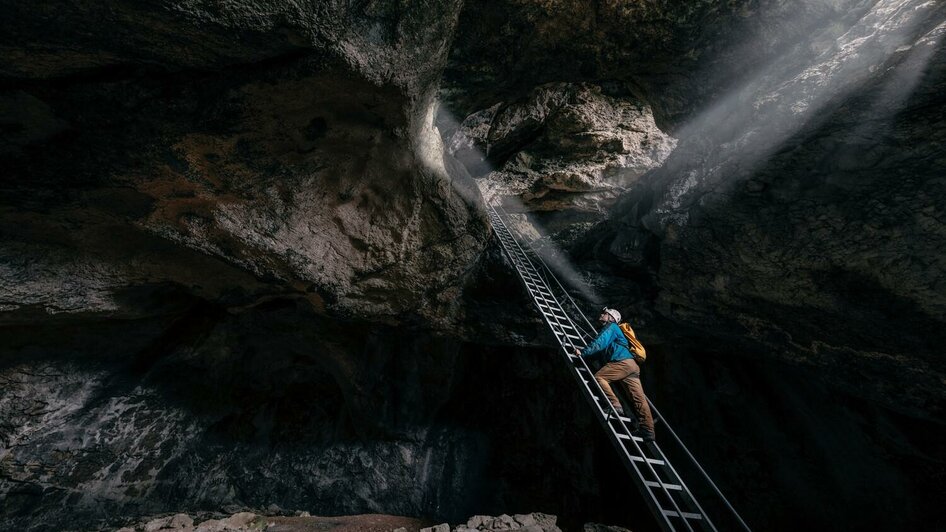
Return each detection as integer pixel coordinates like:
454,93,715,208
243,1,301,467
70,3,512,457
580,325,615,357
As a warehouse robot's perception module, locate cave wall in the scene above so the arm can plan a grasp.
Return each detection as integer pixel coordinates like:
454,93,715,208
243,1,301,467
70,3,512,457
0,0,487,328
586,1,946,420
0,1,494,529
0,290,655,531
1,295,476,530
1,1,945,531
444,0,946,530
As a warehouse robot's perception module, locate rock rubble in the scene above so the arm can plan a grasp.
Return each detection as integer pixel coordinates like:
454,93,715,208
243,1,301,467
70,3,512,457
116,511,631,532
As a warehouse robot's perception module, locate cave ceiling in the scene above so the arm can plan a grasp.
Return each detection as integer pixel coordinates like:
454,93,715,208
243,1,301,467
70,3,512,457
1,1,945,531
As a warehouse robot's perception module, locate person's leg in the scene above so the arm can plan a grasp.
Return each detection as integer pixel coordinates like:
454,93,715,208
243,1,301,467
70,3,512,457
595,360,634,413
621,360,655,434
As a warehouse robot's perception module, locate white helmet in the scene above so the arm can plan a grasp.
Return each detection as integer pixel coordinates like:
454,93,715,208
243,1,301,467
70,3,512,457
603,307,621,323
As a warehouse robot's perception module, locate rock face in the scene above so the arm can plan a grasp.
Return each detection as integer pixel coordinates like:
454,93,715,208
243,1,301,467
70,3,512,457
0,2,494,531
427,512,562,532
446,83,676,217
0,0,487,328
116,510,621,532
441,0,877,128
571,3,946,530
1,308,644,532
589,0,946,418
446,0,946,530
2,1,946,532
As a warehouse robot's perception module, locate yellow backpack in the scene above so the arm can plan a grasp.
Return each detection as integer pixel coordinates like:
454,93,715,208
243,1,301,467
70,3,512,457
618,322,647,362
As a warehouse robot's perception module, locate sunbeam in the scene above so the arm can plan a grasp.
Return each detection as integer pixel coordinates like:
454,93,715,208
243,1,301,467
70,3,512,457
419,97,604,306
659,0,944,221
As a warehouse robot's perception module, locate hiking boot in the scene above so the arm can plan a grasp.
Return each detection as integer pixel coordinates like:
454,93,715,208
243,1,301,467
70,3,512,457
632,428,656,442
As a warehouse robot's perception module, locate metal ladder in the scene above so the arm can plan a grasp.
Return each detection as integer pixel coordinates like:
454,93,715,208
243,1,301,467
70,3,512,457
486,201,751,532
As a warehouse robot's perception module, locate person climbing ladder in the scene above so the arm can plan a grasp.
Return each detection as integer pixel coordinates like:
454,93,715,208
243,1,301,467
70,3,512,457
575,307,656,442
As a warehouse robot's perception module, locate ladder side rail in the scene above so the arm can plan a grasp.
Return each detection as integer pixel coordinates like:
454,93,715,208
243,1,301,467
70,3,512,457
648,402,751,532
488,208,589,339
530,268,597,341
556,347,682,532
644,436,717,532
534,300,683,532
553,324,700,532
496,246,580,340
499,210,751,532
495,204,599,338
522,256,596,340
489,205,693,517
493,222,590,357
552,318,700,532
493,204,598,338
489,205,699,532
647,439,719,532
500,250,587,349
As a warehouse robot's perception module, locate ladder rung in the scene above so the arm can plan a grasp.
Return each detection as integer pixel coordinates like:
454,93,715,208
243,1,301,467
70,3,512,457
644,481,682,491
552,326,578,336
556,333,580,349
606,410,635,423
662,510,703,520
630,455,665,466
527,284,552,296
542,313,572,325
490,206,727,532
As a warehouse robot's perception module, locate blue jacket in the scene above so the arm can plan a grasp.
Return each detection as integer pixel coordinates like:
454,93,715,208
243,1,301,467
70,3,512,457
581,322,632,362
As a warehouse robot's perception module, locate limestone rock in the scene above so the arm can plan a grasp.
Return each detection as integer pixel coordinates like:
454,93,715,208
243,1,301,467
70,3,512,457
194,512,267,532
466,515,489,529
457,512,560,532
1,2,944,532
0,0,488,330
583,524,631,532
592,0,946,418
142,513,195,531
453,83,675,213
513,514,536,527
143,516,174,531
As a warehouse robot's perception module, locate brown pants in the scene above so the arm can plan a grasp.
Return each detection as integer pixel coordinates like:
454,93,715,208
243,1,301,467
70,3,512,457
595,358,655,433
